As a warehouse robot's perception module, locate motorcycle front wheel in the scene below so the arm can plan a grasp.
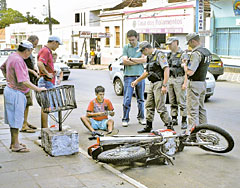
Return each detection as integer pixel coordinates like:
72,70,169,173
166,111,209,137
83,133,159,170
97,146,147,164
191,124,234,153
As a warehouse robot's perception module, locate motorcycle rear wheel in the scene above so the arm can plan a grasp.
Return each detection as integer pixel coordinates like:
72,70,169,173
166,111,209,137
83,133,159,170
97,146,146,164
191,124,234,153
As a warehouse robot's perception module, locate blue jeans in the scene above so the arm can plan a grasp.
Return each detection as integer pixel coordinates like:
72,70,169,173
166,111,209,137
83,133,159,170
38,77,55,110
38,77,54,89
122,76,145,122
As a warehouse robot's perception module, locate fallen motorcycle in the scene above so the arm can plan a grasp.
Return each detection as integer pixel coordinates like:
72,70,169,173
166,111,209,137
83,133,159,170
88,124,234,165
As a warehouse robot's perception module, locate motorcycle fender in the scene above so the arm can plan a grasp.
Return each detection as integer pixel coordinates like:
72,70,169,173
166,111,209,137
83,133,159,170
88,144,103,160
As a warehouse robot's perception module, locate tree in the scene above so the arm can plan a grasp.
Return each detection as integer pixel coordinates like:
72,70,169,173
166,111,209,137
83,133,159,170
0,8,60,28
0,8,27,28
25,12,43,24
43,17,60,24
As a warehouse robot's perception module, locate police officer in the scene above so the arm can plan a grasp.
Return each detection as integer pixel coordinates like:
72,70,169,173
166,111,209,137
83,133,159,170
166,37,188,129
183,33,211,129
131,41,172,133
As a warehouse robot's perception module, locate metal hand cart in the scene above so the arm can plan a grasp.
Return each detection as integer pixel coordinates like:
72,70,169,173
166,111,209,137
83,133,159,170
35,85,77,131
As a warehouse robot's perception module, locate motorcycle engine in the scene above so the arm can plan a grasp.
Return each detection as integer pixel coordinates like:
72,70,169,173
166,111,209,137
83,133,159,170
160,131,177,156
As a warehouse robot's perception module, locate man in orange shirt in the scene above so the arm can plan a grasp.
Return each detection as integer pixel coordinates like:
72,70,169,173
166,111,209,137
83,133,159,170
80,86,118,136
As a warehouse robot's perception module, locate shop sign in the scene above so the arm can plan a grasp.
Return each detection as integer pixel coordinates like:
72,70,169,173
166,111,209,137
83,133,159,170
79,31,91,38
98,32,111,38
92,32,111,38
126,15,194,33
233,0,240,16
91,33,98,38
236,19,240,26
10,35,16,44
199,30,211,36
197,0,204,31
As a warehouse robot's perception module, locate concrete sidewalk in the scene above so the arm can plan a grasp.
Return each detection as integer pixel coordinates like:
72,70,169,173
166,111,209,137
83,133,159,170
0,119,143,188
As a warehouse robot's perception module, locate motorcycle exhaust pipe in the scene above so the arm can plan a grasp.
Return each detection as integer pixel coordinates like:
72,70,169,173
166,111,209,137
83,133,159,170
182,142,213,146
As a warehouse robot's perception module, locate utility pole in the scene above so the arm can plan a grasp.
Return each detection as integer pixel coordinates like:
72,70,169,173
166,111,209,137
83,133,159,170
48,0,52,35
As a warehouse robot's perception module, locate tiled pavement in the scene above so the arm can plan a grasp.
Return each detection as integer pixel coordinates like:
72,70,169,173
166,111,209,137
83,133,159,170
218,71,240,83
0,120,143,188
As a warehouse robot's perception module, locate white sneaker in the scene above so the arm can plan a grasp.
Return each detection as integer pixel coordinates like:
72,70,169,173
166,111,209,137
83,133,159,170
122,121,128,127
138,118,146,125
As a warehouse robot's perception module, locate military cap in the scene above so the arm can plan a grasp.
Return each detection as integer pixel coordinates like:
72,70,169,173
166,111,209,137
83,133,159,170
186,33,199,45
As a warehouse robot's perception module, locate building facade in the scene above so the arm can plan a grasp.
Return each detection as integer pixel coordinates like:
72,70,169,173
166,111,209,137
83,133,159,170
210,0,240,58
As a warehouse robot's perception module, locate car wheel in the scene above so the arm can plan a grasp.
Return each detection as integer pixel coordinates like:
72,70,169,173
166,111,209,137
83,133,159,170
214,75,219,80
114,78,123,96
70,66,73,68
79,64,83,69
63,76,69,80
0,89,3,94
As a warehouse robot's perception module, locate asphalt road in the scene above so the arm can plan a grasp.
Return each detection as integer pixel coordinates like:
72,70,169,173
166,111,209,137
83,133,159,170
0,68,239,188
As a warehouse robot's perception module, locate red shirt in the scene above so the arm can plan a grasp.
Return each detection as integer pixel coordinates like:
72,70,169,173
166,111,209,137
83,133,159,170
87,98,114,121
0,52,30,93
38,46,55,84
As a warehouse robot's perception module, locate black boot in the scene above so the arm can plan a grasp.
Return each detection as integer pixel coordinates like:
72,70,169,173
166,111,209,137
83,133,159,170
181,116,188,129
138,121,152,133
172,116,178,126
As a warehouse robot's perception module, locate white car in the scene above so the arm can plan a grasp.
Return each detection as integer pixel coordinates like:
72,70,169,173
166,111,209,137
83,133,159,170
109,57,150,96
59,54,84,69
0,71,6,94
109,57,216,100
54,62,71,80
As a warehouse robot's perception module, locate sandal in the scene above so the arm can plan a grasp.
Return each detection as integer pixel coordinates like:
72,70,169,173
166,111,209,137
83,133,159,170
27,124,37,129
9,143,26,149
12,146,30,153
105,129,119,136
20,126,36,133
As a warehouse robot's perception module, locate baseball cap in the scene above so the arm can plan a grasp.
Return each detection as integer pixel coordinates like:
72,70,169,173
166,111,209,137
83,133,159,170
186,33,199,45
137,41,151,52
166,37,179,45
19,40,33,49
48,36,63,45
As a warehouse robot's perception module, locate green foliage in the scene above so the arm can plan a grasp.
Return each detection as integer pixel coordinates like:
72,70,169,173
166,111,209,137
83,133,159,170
43,17,60,24
25,12,42,24
0,8,27,28
0,8,60,28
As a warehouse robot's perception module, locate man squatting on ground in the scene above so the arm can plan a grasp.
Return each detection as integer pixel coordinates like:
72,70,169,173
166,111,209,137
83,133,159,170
0,41,46,152
183,33,211,129
81,86,118,137
166,37,188,129
131,41,173,133
122,29,147,127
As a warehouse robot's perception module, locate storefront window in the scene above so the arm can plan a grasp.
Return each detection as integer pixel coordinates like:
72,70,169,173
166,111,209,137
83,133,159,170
216,28,240,56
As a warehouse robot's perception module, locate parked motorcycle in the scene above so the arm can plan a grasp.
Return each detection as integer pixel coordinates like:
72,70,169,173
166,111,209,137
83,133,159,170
88,124,234,165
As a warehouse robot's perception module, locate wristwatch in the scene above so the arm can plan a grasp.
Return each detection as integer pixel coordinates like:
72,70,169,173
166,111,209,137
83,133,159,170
162,84,167,87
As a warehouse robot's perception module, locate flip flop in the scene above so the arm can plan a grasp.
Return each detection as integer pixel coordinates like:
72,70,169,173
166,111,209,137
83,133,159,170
105,129,119,136
20,128,36,133
9,143,26,149
27,124,37,129
12,146,30,153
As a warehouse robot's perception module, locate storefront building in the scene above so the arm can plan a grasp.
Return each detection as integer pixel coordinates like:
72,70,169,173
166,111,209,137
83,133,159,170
124,3,195,50
210,0,240,57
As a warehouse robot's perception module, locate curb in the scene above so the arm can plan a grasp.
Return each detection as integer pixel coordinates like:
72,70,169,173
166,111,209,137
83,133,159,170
32,137,148,188
78,147,148,188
